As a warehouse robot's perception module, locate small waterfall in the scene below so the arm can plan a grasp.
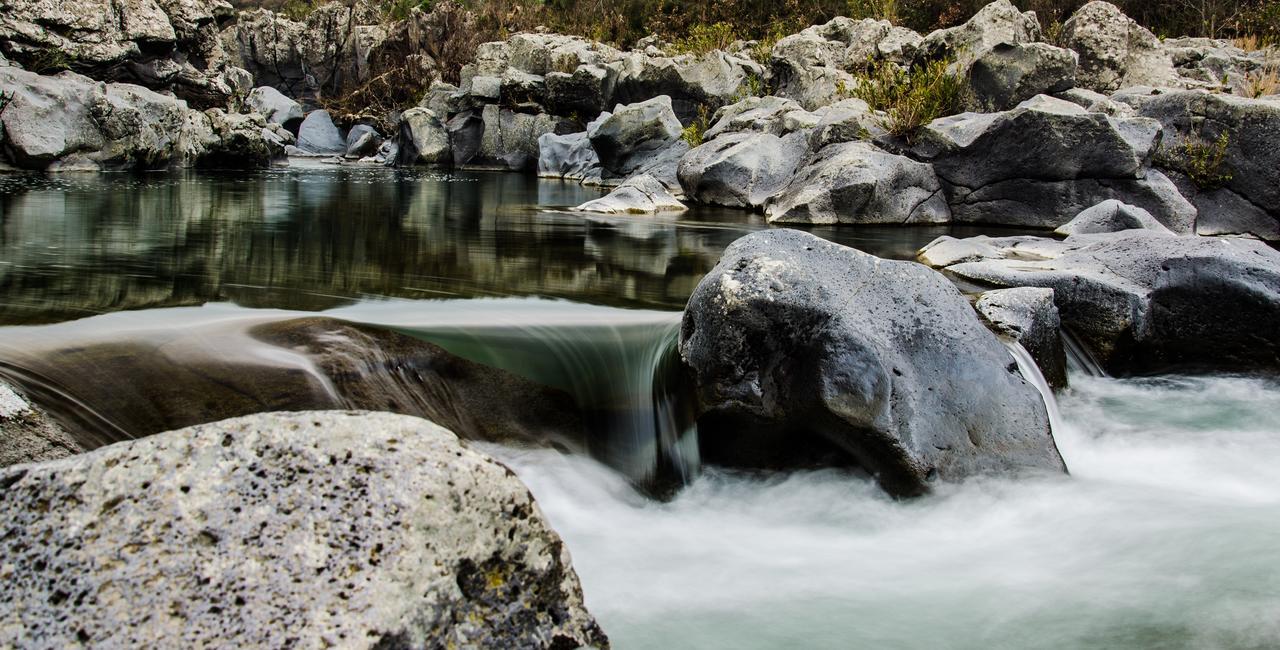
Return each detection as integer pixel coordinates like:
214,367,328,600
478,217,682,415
1004,340,1066,440
1062,328,1109,378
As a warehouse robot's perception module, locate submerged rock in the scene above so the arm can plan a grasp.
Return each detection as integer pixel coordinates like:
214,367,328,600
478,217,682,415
920,230,1280,374
0,380,82,468
0,411,608,649
680,229,1065,497
575,174,686,214
975,288,1068,389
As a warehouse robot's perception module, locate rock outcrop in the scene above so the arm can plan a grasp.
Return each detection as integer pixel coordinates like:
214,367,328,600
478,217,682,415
680,229,1065,497
398,107,451,165
0,380,82,468
967,42,1078,111
920,230,1280,374
770,17,921,110
0,410,609,649
1060,1,1180,93
974,288,1068,389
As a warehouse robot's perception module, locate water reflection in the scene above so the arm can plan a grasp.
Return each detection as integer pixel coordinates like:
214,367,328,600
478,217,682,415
0,165,1042,325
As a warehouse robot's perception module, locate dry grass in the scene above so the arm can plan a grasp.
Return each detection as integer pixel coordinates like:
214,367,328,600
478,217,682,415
1237,65,1280,97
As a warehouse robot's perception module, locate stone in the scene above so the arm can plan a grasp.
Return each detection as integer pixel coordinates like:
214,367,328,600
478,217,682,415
1054,199,1174,236
1061,1,1180,93
246,86,303,128
398,107,451,166
917,0,1040,64
975,288,1068,389
537,129,602,181
574,174,686,214
588,96,683,175
968,42,1078,111
344,124,382,159
608,50,767,122
770,17,922,110
921,230,1280,374
680,229,1065,497
0,380,83,468
766,142,950,225
474,105,563,171
807,98,883,150
677,131,809,209
189,108,280,168
702,95,807,140
0,411,608,649
295,110,346,155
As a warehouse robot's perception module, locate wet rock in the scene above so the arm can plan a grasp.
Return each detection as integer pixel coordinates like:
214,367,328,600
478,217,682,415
575,174,686,214
1061,1,1180,93
343,124,381,159
968,42,1078,111
295,110,346,155
588,96,683,175
678,131,809,209
766,142,950,225
681,229,1065,497
920,230,1280,374
246,86,303,129
0,380,83,468
189,108,280,168
975,288,1068,389
1054,199,1173,236
0,411,608,649
398,107,451,166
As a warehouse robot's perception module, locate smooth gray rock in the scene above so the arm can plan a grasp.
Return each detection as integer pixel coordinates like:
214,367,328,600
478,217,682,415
766,142,950,225
0,411,608,649
575,173,686,214
807,98,883,149
446,111,484,166
344,124,382,159
975,288,1068,389
678,131,808,209
398,107,451,166
770,17,921,110
588,96,683,175
537,128,601,181
475,105,563,171
917,0,1040,64
921,230,1280,374
607,50,766,122
1190,186,1280,241
0,380,82,468
1055,199,1174,236
295,110,346,155
968,42,1078,111
680,229,1065,497
246,86,303,128
1061,1,1180,93
702,95,807,140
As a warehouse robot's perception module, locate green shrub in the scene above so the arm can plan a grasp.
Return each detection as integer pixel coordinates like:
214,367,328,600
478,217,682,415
670,22,739,55
1159,133,1234,190
847,57,967,142
847,0,900,22
27,48,73,74
682,104,711,147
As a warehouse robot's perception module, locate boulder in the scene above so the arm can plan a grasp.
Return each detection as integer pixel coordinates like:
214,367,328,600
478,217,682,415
537,129,602,181
398,107,451,166
295,110,346,155
0,380,82,468
917,0,1040,64
1054,199,1174,236
677,131,809,209
607,50,766,122
904,95,1194,230
807,98,884,149
189,108,280,168
920,230,1280,374
574,174,686,214
344,124,382,159
975,288,1068,389
474,105,564,171
680,229,1065,497
765,142,950,225
1060,1,1180,93
771,17,921,110
588,96,683,175
246,86,303,129
702,95,809,140
0,411,608,649
968,42,1078,111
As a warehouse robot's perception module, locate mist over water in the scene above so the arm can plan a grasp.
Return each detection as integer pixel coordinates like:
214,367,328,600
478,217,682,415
486,373,1280,649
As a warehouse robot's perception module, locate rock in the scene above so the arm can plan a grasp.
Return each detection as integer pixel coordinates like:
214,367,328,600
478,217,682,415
574,174,686,214
1061,1,1180,93
0,411,608,649
608,50,766,122
920,230,1280,374
904,95,1194,230
680,229,1065,497
246,86,303,129
918,0,1040,64
1163,36,1274,92
588,96,683,175
445,111,484,166
1054,199,1174,236
968,42,1078,111
189,108,280,168
1118,90,1280,238
807,98,883,149
1187,185,1280,241
343,124,382,159
771,17,921,110
975,288,1068,389
545,64,616,117
1053,87,1135,116
702,95,809,140
0,380,83,468
474,105,564,171
398,107,451,166
537,127,602,181
766,142,950,224
677,131,808,209
295,110,346,155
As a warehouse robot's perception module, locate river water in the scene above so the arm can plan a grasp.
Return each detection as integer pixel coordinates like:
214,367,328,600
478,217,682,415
2,168,1278,648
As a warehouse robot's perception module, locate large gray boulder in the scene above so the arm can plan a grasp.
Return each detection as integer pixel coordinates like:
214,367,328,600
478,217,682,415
702,95,810,140
677,131,809,209
397,107,451,166
680,229,1065,497
807,98,884,149
1060,1,1180,93
246,86,303,128
904,95,1194,230
0,380,82,468
766,142,950,225
0,411,608,649
474,105,564,171
917,0,1040,64
537,129,602,182
975,288,1068,389
770,17,921,110
588,96,683,175
344,124,382,159
920,230,1280,374
607,50,766,122
968,42,1078,111
574,174,686,214
1054,199,1173,236
295,110,346,155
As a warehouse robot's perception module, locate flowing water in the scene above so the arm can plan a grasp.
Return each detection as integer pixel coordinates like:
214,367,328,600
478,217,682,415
2,168,1278,648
